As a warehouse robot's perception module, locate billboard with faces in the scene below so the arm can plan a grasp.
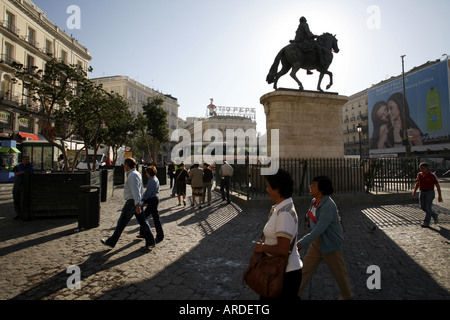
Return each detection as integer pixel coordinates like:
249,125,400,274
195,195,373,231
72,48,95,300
368,59,450,154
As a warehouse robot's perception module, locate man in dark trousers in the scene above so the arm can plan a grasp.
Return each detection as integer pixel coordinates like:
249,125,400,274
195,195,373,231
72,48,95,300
412,162,443,228
220,161,234,204
13,155,34,220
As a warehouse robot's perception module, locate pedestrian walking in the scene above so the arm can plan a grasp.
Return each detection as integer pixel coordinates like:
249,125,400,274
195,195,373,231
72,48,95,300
220,161,233,204
168,161,175,189
12,155,34,220
189,163,204,208
252,169,302,301
175,162,188,206
412,162,443,228
139,166,164,243
202,163,213,206
101,158,155,252
297,176,353,300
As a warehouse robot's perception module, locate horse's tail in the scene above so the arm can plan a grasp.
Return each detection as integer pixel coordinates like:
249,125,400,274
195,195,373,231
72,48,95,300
266,49,284,84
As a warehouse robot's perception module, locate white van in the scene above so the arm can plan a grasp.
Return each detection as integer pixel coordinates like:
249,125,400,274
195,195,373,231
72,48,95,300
77,154,106,170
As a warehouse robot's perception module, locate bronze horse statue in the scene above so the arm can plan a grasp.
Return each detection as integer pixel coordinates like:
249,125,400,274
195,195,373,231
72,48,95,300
266,33,340,92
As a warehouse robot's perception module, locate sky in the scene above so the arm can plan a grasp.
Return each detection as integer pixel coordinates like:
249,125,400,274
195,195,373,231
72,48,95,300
32,0,450,134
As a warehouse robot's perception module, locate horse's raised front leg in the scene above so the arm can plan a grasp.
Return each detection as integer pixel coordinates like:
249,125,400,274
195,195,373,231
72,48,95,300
317,71,333,91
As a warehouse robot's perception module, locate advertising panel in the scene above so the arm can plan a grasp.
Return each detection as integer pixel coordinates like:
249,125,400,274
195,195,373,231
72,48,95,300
368,60,450,155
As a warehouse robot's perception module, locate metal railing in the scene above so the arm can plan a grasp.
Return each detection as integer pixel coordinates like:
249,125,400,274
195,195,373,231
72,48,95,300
218,158,419,200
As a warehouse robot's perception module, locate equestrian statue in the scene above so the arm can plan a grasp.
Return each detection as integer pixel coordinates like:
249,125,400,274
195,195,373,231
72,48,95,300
266,17,340,92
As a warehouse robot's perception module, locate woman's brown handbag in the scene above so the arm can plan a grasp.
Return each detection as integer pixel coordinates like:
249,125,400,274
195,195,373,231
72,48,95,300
242,252,288,298
242,236,296,298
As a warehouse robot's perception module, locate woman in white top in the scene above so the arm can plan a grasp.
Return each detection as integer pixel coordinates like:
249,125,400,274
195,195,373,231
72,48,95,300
253,169,303,301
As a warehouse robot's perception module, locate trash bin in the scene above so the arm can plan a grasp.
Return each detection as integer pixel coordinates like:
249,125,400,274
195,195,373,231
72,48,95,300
78,185,101,230
156,166,167,185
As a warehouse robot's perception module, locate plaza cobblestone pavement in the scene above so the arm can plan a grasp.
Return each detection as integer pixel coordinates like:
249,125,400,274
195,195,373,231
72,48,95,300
0,177,449,301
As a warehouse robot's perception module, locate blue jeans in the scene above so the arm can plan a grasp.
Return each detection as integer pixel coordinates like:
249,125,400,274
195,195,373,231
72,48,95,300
419,190,438,225
106,200,155,247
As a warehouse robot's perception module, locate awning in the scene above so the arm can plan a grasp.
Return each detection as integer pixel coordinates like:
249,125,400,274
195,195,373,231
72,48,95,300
0,147,21,153
18,132,40,141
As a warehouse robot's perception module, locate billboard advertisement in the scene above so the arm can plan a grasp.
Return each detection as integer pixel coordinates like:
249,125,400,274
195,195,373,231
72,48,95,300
368,59,450,155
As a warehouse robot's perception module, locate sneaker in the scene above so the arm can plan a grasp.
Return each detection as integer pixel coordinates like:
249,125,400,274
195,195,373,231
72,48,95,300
420,224,430,228
183,200,186,206
434,215,439,224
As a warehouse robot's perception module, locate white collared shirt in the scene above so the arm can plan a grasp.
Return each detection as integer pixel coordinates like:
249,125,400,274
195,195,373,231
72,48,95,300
263,198,303,272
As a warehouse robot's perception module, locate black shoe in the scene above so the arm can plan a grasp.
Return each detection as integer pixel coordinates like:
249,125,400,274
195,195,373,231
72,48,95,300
140,246,154,253
155,237,164,244
101,239,114,248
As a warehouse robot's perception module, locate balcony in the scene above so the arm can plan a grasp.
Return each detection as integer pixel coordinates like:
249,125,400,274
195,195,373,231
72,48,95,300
0,20,20,37
0,54,23,70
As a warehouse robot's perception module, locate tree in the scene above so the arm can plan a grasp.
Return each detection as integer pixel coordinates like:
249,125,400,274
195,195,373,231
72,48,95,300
16,58,91,171
102,92,135,165
68,81,107,171
142,96,170,163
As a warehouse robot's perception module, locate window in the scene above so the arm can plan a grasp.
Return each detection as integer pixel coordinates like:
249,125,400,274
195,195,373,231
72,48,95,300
26,54,35,72
45,40,53,56
4,42,14,64
5,11,18,35
27,27,36,45
61,50,68,63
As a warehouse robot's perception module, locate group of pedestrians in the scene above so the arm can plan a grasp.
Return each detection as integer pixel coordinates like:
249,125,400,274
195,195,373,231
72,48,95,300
168,161,234,208
98,157,443,298
253,161,444,301
101,158,234,253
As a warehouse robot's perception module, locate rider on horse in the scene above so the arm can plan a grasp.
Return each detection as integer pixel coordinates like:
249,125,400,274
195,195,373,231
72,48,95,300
290,17,325,74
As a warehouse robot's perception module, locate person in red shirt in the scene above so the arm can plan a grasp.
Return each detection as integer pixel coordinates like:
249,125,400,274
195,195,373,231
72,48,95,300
412,163,443,227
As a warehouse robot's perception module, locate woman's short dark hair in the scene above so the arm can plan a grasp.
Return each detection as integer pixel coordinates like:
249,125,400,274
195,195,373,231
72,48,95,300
313,176,334,196
146,166,157,176
265,169,294,199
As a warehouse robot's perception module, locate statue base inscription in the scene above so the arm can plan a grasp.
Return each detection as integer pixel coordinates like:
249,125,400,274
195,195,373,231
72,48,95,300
261,90,348,159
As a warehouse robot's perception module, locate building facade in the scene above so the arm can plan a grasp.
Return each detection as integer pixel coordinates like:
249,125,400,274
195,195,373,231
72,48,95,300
342,89,369,157
92,75,180,161
0,0,91,141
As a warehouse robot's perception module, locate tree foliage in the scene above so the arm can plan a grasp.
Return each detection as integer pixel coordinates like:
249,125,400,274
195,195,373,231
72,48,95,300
16,58,136,171
142,96,170,163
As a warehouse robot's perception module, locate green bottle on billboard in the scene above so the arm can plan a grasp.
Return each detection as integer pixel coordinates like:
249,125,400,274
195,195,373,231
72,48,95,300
427,87,443,131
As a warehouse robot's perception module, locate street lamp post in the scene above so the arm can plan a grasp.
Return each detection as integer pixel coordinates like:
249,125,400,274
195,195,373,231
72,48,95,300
401,55,411,158
357,124,363,159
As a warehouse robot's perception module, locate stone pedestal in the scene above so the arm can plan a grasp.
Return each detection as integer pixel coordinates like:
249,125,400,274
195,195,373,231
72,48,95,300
260,90,348,159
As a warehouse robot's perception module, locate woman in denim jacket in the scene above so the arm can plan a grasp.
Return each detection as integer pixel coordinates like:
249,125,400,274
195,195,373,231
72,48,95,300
297,176,353,300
